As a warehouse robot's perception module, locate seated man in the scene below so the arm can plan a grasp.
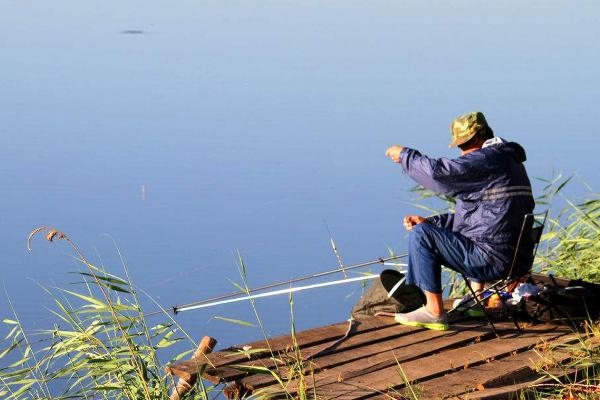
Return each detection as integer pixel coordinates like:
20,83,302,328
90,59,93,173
385,111,534,330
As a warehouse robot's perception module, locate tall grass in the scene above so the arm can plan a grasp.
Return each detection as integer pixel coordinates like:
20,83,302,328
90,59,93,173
535,176,600,284
0,227,208,400
229,254,311,400
529,319,600,399
0,228,316,400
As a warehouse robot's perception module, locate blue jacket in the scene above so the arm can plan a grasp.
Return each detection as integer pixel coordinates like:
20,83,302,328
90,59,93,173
400,139,535,271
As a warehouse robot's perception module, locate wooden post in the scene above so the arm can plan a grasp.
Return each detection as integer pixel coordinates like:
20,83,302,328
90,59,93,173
168,336,217,400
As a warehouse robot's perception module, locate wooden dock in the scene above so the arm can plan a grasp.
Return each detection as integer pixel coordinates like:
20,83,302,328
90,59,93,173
167,276,600,399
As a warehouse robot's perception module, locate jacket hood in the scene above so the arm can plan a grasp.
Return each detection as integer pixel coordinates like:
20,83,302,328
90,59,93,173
483,137,527,163
497,141,527,163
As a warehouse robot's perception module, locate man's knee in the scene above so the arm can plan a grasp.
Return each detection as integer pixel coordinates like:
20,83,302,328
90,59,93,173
410,223,436,244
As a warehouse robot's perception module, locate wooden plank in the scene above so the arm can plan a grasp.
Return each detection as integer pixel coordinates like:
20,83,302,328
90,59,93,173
311,320,485,372
461,369,576,400
203,319,429,384
240,319,492,392
462,337,600,400
370,371,577,400
202,316,397,368
339,325,570,400
268,324,570,400
415,333,582,399
252,320,532,398
203,301,463,384
204,299,457,369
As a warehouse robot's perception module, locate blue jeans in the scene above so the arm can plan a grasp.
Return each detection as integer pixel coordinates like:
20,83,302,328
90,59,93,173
406,223,503,294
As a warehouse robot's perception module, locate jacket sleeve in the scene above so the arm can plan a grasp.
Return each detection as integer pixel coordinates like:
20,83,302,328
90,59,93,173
426,213,454,229
400,148,488,197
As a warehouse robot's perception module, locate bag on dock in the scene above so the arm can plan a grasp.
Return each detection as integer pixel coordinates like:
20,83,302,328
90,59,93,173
351,278,425,318
527,283,600,323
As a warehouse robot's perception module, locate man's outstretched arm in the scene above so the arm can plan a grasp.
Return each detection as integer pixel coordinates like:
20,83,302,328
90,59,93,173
386,145,486,197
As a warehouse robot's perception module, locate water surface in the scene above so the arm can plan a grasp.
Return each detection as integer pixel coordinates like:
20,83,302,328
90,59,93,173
1,0,599,348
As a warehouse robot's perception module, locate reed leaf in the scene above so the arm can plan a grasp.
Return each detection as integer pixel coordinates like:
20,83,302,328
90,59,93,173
212,316,256,327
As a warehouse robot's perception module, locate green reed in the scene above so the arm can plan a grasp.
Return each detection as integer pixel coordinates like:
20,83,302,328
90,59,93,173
0,227,209,400
534,176,600,284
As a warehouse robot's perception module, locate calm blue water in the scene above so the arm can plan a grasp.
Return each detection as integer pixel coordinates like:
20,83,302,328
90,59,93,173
1,1,599,350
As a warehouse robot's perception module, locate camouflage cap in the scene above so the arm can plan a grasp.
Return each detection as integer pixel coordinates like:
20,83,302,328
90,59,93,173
449,111,489,148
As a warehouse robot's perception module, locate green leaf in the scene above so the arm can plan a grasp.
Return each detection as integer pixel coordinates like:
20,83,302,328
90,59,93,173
212,316,256,327
541,231,558,241
0,339,22,359
4,325,19,340
155,329,182,348
5,381,34,399
156,337,182,348
231,364,274,374
8,356,30,368
554,175,573,194
58,289,107,308
76,272,128,286
172,349,194,361
92,385,123,391
99,282,130,294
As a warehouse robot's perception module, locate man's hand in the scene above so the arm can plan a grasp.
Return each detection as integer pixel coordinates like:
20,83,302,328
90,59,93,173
385,145,404,163
403,215,427,231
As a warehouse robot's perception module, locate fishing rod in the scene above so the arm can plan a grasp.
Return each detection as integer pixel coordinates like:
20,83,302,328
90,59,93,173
172,275,381,313
145,254,407,317
173,269,409,314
